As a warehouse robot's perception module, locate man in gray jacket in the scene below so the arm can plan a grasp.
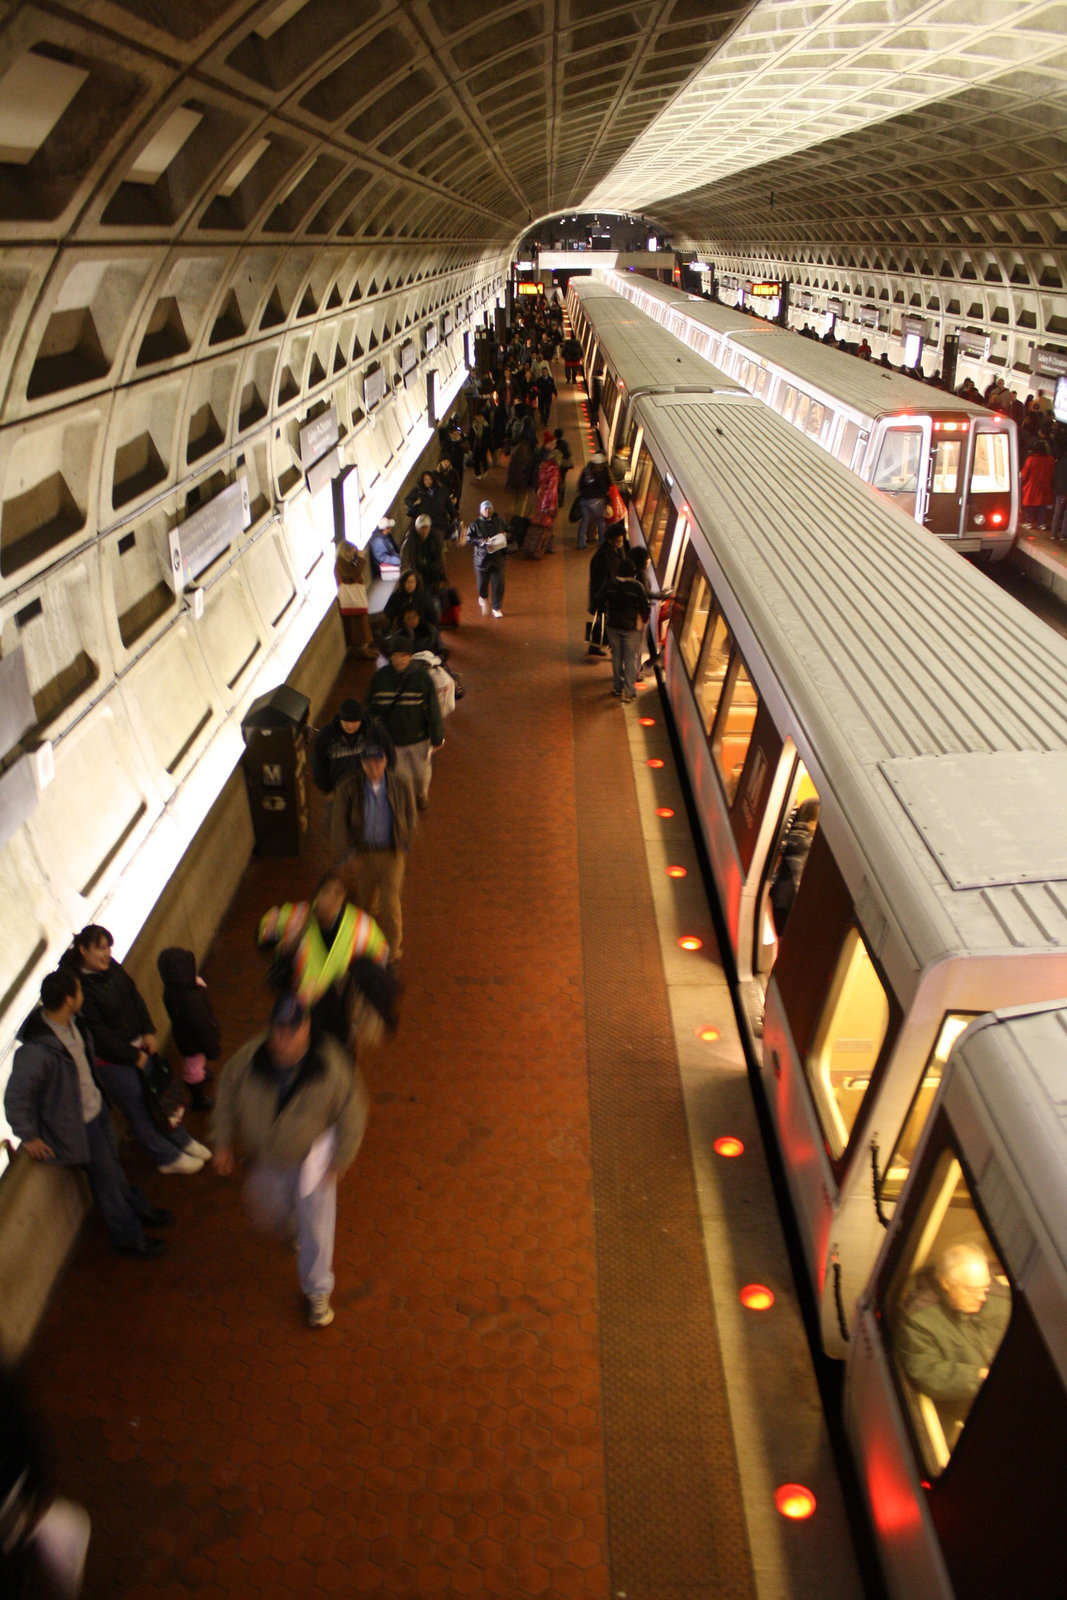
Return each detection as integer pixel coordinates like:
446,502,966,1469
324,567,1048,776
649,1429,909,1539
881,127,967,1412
212,994,369,1328
5,969,173,1257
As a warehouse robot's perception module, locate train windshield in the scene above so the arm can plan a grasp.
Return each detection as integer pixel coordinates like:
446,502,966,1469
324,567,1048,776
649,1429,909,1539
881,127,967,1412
970,429,1011,493
883,1150,1010,1478
879,1014,975,1210
871,427,923,517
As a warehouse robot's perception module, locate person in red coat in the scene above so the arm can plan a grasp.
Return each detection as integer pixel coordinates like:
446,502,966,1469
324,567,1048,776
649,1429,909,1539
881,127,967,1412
1021,441,1054,530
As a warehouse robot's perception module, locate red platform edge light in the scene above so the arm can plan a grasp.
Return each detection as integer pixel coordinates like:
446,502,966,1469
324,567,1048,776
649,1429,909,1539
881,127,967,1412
666,865,687,878
695,1025,719,1042
639,716,656,726
740,1284,775,1311
677,935,703,951
775,1484,817,1520
647,757,665,769
713,1136,744,1157
655,806,675,818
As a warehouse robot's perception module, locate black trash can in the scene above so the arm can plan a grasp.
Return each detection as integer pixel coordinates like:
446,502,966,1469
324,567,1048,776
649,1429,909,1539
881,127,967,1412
240,686,311,857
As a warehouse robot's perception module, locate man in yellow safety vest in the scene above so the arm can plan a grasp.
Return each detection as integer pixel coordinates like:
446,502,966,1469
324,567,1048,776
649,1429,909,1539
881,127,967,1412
257,872,391,1049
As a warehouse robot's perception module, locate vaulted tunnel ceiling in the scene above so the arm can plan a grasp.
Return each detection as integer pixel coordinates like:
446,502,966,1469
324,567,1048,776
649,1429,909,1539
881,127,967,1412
1,0,1062,258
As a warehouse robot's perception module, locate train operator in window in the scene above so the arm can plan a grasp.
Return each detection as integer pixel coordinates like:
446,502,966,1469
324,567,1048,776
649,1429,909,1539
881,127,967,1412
896,1242,1010,1436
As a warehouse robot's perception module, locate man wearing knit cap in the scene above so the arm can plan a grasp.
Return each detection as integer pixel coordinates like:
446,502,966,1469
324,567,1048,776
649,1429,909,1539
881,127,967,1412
465,499,508,618
365,632,444,811
311,698,394,798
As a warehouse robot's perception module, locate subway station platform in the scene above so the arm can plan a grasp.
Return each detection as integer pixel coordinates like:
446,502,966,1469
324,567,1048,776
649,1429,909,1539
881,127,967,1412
20,375,864,1600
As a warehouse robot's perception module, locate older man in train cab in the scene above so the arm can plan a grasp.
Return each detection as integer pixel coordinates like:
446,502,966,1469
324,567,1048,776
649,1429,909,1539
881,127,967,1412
896,1242,1011,1435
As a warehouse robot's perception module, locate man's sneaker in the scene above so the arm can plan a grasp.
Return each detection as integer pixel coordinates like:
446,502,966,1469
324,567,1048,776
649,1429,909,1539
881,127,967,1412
183,1138,211,1161
478,596,488,615
306,1293,334,1328
158,1152,204,1175
492,608,503,618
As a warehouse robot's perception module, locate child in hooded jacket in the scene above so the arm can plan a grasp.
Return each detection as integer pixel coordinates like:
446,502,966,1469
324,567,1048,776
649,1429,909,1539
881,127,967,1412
157,948,221,1112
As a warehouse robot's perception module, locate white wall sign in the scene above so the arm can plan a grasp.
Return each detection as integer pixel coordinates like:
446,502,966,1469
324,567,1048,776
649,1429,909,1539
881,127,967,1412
298,404,339,467
168,476,251,591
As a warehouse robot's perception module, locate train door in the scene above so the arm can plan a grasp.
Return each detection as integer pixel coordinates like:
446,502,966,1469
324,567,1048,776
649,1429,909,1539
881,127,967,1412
868,419,930,523
761,830,902,1282
923,421,967,539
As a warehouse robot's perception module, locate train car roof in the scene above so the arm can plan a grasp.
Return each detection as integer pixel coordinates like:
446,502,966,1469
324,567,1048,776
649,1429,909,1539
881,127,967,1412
597,269,996,424
637,389,1067,972
946,1006,1067,1372
571,279,742,395
596,271,751,335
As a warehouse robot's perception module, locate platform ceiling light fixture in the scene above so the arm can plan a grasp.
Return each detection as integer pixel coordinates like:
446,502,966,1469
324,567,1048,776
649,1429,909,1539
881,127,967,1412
0,50,88,163
219,137,271,197
128,106,203,184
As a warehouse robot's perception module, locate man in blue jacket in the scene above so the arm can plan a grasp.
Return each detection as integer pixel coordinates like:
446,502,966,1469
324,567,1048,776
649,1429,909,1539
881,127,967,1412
4,969,173,1258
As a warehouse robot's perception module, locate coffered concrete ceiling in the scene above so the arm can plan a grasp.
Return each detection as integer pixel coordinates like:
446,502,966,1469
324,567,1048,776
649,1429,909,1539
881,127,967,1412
4,0,1062,255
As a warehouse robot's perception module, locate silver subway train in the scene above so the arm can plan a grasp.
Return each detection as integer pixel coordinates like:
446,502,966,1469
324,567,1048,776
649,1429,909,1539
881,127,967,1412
574,270,1020,559
567,273,1067,1600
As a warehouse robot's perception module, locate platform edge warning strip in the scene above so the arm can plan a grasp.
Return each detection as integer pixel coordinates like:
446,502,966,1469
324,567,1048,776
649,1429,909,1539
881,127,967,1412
565,558,757,1600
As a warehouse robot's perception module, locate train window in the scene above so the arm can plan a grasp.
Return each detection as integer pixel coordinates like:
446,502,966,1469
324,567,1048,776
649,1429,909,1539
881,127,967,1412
753,366,771,399
602,372,619,429
619,419,639,472
931,437,961,494
805,926,891,1160
884,1150,1011,1478
782,387,798,424
679,571,713,677
640,467,662,541
647,489,674,569
693,609,731,731
879,1015,975,1209
633,447,655,520
755,770,821,982
711,652,759,804
794,394,811,432
806,400,827,442
872,428,922,516
970,430,1011,493
836,421,860,465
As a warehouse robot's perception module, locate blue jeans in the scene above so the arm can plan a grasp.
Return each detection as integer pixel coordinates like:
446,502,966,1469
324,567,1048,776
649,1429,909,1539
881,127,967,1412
245,1164,337,1297
577,497,605,550
607,626,641,697
95,1058,194,1167
84,1111,153,1249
